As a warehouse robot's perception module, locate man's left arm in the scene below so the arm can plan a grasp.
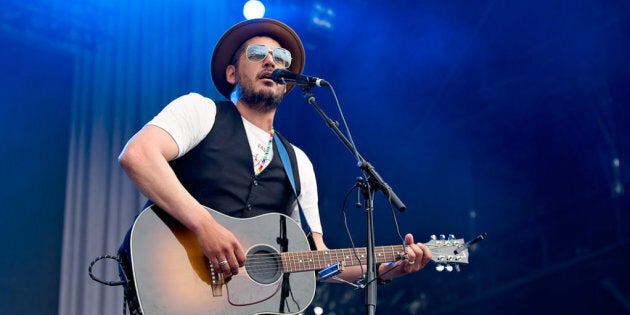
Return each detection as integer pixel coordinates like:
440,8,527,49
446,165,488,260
311,232,432,283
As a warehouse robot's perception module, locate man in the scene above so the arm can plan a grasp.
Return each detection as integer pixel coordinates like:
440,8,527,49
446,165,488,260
118,18,431,313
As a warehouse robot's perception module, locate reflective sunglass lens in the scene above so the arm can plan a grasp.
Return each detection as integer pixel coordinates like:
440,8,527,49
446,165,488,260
245,45,292,68
246,45,268,62
273,48,291,68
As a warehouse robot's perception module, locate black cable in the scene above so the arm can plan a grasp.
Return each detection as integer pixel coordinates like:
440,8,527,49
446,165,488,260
88,255,126,286
365,263,401,286
385,194,407,247
327,83,361,165
341,182,366,280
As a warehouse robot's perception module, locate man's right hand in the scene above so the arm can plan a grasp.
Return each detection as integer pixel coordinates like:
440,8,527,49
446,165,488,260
193,219,246,275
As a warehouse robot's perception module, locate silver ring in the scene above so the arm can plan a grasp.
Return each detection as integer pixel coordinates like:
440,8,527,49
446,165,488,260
408,261,415,265
218,260,228,266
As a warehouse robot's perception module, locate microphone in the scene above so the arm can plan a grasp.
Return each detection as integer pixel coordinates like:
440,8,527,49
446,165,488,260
271,69,330,87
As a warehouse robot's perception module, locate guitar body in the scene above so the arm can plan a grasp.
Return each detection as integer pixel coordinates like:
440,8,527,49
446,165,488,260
129,205,316,315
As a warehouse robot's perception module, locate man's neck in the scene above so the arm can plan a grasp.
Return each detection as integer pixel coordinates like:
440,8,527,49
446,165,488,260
235,101,276,132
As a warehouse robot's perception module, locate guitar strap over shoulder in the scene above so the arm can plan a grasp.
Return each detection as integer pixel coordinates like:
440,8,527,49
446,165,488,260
274,134,312,236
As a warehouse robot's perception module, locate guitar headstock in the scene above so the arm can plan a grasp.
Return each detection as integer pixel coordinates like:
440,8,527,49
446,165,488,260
426,234,469,272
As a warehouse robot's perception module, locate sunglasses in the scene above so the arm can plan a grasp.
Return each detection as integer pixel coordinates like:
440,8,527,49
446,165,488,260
245,44,292,68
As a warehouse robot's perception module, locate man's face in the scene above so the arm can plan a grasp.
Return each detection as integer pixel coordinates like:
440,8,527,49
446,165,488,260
228,36,287,111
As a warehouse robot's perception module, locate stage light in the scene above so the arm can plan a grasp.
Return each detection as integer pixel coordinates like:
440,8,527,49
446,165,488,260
310,3,335,31
243,0,265,19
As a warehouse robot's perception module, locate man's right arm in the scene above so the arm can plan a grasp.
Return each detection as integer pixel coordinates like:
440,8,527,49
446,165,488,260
118,125,246,274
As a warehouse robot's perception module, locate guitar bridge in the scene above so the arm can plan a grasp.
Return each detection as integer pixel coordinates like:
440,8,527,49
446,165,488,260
209,262,225,297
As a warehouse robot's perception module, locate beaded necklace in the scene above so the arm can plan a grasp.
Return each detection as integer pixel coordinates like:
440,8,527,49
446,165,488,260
255,128,275,176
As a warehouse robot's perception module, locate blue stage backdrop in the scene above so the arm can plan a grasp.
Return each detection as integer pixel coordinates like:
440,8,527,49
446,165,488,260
0,0,628,314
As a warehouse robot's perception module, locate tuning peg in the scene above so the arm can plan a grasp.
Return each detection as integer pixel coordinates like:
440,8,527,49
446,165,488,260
448,234,455,240
445,264,454,272
430,234,437,240
454,264,461,272
435,264,445,272
439,234,446,240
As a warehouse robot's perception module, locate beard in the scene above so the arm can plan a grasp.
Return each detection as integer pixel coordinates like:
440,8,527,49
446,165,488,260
233,71,283,113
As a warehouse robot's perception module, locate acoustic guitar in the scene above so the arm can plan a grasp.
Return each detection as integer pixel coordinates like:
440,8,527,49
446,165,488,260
128,204,470,314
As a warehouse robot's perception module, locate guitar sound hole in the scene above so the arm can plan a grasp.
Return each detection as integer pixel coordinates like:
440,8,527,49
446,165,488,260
246,245,282,285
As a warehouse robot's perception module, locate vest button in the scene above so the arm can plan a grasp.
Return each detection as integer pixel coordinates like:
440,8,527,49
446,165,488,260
246,203,252,211
253,180,259,186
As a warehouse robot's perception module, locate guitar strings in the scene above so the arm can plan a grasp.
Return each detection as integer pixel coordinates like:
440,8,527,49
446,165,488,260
223,244,447,274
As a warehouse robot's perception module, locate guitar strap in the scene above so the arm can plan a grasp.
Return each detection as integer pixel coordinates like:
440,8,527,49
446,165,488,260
274,134,312,236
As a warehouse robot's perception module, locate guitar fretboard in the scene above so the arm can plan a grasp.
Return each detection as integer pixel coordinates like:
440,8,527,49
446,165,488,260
280,245,406,273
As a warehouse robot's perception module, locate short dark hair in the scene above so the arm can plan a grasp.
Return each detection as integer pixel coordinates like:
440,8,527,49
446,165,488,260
230,41,248,67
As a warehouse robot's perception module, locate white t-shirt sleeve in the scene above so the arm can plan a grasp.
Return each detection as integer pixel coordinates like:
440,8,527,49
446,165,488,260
147,92,217,158
290,146,323,235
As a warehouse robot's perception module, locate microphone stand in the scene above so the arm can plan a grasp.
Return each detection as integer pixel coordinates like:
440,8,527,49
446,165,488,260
300,86,406,315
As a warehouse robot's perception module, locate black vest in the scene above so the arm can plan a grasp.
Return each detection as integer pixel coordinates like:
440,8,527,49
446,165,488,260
169,101,301,218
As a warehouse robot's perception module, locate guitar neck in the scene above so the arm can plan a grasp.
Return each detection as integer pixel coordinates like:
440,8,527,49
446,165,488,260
280,245,405,273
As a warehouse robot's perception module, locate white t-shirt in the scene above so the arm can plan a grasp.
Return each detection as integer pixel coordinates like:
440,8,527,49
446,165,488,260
147,92,323,234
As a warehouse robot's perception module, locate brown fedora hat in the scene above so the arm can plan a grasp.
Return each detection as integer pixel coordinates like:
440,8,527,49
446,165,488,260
211,18,305,99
